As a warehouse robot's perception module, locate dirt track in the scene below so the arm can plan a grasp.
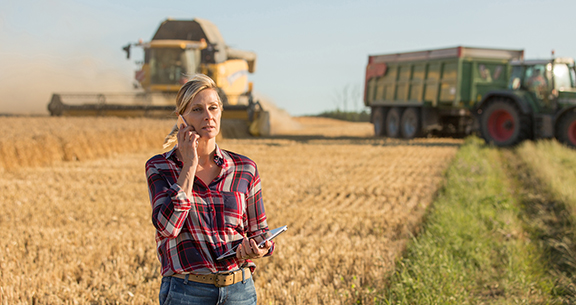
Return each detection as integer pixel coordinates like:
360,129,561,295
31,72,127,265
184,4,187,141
0,116,461,304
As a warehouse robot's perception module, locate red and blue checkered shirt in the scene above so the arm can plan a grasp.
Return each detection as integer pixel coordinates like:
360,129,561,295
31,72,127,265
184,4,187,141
146,144,273,276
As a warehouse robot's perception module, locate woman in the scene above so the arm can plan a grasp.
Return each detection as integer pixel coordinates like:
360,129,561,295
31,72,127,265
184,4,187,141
146,74,274,305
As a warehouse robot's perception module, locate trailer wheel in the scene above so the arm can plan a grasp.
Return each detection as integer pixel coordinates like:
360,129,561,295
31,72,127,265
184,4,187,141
372,107,386,136
556,109,576,148
480,99,529,147
385,107,401,138
400,107,420,139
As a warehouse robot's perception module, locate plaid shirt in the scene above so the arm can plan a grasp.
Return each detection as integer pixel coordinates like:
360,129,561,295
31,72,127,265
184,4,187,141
146,144,273,276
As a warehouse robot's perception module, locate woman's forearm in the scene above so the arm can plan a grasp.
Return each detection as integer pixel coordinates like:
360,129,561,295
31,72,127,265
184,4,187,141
177,162,197,197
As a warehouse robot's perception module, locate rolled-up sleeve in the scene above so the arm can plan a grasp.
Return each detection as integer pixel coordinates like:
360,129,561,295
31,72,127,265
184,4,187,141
146,160,192,238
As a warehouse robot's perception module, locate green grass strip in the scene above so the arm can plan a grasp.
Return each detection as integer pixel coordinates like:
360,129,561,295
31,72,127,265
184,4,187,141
517,140,576,233
513,140,576,301
379,137,557,304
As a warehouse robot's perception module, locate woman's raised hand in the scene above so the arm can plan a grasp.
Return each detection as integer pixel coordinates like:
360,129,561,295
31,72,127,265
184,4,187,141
177,122,200,167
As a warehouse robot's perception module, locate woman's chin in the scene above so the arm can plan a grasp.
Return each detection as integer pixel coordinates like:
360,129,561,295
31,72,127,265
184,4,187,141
200,130,219,139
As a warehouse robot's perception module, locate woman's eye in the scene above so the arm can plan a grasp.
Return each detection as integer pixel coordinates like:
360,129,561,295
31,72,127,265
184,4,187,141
193,108,202,112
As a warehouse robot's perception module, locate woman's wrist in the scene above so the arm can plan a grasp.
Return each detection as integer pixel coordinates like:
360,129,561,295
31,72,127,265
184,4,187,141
182,159,198,171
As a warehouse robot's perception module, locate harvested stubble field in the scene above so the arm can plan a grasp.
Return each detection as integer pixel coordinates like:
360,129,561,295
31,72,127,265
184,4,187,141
0,116,461,304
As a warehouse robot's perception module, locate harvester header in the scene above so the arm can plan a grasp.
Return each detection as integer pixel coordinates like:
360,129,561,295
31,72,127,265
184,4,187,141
48,18,269,137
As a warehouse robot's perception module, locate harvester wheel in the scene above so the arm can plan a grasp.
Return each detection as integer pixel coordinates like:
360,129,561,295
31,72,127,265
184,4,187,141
556,109,576,148
372,107,386,137
216,87,229,105
385,107,401,138
480,99,530,147
400,107,420,139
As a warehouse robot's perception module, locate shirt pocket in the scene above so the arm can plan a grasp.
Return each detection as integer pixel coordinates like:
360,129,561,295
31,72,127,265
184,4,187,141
220,191,246,229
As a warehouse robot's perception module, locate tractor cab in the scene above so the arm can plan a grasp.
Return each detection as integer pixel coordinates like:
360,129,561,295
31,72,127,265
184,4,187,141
510,58,576,110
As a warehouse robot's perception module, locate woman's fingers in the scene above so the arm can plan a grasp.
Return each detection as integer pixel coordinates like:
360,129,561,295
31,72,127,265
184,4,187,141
249,239,260,255
237,238,256,259
177,126,190,142
236,238,272,260
259,240,272,253
236,239,249,259
178,125,200,148
243,238,253,257
176,125,200,166
251,239,272,256
191,133,200,147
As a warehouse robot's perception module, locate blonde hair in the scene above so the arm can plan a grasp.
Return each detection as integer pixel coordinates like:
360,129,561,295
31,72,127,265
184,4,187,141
163,74,222,149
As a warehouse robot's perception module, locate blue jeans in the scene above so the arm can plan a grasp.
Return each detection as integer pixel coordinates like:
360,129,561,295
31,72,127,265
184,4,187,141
159,276,257,305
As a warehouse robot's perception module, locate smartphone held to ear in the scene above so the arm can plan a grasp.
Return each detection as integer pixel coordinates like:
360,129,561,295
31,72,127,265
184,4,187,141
178,115,188,128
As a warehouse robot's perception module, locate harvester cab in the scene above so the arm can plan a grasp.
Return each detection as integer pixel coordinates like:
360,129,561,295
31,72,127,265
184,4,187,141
48,18,270,137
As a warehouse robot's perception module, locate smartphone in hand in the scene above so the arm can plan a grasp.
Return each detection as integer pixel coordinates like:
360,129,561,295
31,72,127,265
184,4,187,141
178,115,188,128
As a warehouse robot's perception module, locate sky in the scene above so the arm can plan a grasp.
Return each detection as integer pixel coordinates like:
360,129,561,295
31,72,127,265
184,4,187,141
1,0,575,116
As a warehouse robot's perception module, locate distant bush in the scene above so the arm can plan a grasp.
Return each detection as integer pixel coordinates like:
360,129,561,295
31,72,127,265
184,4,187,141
316,109,370,122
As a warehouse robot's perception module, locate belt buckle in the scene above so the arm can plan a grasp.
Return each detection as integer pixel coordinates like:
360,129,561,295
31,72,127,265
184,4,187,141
214,272,233,287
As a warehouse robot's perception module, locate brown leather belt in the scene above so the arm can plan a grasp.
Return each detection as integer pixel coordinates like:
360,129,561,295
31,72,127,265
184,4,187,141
171,268,251,287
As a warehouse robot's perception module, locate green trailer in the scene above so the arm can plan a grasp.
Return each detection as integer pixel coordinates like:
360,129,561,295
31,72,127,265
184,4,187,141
364,46,576,147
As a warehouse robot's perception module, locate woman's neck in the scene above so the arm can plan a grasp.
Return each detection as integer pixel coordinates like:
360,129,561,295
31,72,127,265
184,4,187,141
197,138,217,166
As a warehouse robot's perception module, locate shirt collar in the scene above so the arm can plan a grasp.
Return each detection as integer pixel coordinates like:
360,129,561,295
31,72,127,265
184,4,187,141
165,145,178,160
165,143,226,168
213,144,225,167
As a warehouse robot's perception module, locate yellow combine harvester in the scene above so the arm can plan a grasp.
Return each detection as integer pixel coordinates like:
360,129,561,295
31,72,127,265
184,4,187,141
47,18,270,136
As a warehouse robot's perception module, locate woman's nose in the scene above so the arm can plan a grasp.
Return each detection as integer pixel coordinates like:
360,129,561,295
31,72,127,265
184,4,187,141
203,108,213,120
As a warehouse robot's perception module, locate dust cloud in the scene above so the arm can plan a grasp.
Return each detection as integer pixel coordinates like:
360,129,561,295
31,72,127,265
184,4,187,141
254,92,301,135
0,52,300,138
0,53,133,115
220,93,300,138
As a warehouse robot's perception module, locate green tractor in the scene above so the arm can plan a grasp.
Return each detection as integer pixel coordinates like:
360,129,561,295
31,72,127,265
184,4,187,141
477,57,576,147
364,47,576,147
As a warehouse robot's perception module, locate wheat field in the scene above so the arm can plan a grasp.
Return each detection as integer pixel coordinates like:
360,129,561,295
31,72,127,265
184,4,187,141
0,116,460,304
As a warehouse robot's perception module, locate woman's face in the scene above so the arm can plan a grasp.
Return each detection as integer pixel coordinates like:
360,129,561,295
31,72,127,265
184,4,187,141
181,88,221,139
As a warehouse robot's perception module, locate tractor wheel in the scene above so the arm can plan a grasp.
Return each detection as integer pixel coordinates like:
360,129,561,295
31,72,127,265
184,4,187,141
480,99,530,147
556,109,576,148
372,107,386,137
385,107,401,138
400,107,420,139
